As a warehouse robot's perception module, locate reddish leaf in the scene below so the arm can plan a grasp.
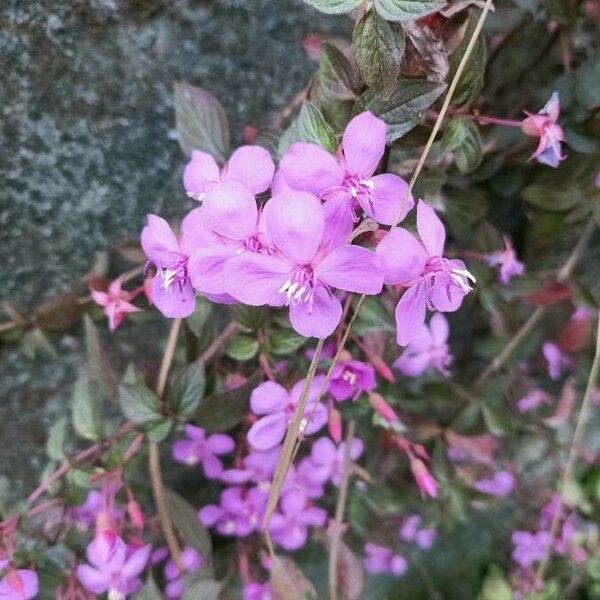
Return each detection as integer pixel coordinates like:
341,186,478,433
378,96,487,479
524,281,571,306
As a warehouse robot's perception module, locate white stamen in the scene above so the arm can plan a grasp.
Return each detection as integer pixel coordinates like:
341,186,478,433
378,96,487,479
350,185,358,198
278,280,292,294
161,268,177,290
450,267,476,293
286,282,299,299
294,285,306,301
299,417,308,434
223,520,236,534
360,179,374,190
108,589,125,600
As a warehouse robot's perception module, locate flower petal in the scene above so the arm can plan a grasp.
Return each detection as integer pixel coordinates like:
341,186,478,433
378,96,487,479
207,433,235,454
429,276,465,312
180,207,222,255
395,284,427,346
416,200,445,257
265,191,324,264
223,145,275,194
202,180,258,240
121,544,152,579
429,312,449,346
342,111,386,177
322,191,354,248
141,215,181,267
76,565,110,595
247,413,288,450
303,402,328,435
279,142,343,196
376,227,427,285
289,287,342,339
360,173,414,226
151,277,196,318
250,381,289,415
311,437,337,464
188,246,238,294
182,150,220,199
316,245,384,294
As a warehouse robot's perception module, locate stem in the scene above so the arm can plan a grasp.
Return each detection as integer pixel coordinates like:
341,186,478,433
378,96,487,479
534,305,600,587
473,219,595,391
197,321,238,363
149,318,183,571
475,115,523,128
328,421,356,600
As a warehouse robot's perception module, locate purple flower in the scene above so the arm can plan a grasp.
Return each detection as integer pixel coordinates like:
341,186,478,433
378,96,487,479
224,190,385,339
415,528,437,550
243,581,272,600
188,181,273,297
394,312,452,377
511,531,551,567
220,446,281,487
542,341,571,380
517,388,552,413
0,570,39,600
473,470,515,497
308,437,364,487
363,543,407,576
247,378,328,451
329,360,376,401
164,547,204,599
399,515,437,550
199,486,267,538
77,533,152,599
521,92,565,168
141,210,207,318
183,146,275,200
376,201,475,346
172,425,234,479
268,492,327,551
282,458,327,500
484,236,525,284
279,111,414,231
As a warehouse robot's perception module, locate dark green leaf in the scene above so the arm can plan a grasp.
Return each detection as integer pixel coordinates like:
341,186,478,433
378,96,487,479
353,297,395,335
84,315,118,403
132,576,163,600
444,188,488,241
301,0,362,13
72,368,105,441
174,82,230,162
46,416,68,461
167,490,213,566
147,418,172,442
226,335,259,361
373,0,445,21
576,53,600,110
267,329,307,355
482,403,512,436
355,78,446,142
442,118,482,174
118,382,161,425
122,363,146,386
318,43,361,101
294,101,338,152
448,12,487,106
193,371,261,431
169,362,206,417
353,10,405,94
543,0,576,24
186,297,213,338
231,305,271,331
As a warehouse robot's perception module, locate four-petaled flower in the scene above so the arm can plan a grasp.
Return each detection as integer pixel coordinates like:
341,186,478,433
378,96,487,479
376,200,475,345
329,359,376,401
172,425,234,478
308,436,364,487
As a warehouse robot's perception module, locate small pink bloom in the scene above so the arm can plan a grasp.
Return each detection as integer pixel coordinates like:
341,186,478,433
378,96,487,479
302,33,322,61
0,569,39,600
172,425,234,478
91,276,141,332
329,359,376,401
244,581,273,600
521,92,566,168
363,543,407,576
473,470,515,497
368,391,399,423
410,459,438,498
542,341,572,380
484,235,525,284
308,436,364,487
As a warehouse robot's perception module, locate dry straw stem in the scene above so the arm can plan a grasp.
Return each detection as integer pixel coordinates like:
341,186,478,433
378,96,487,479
149,318,184,571
534,303,600,587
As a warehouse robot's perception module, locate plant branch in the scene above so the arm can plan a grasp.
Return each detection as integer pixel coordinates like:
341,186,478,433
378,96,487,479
197,321,238,363
328,420,356,600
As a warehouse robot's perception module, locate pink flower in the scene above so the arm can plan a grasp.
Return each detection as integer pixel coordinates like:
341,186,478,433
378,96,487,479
244,581,272,600
91,277,141,332
363,543,407,576
171,425,234,478
163,547,204,599
376,200,475,346
521,92,565,168
517,388,552,413
77,533,152,599
246,377,328,451
0,569,39,600
224,191,384,338
542,341,571,380
512,531,551,567
302,33,322,61
410,458,438,498
279,112,414,234
140,211,207,318
183,146,274,201
268,492,327,551
308,436,364,487
394,312,452,377
220,446,281,486
484,235,525,284
328,359,376,401
473,470,515,497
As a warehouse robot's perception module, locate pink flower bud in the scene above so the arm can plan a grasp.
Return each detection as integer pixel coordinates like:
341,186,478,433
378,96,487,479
410,459,438,498
368,392,398,422
127,500,145,531
328,405,343,444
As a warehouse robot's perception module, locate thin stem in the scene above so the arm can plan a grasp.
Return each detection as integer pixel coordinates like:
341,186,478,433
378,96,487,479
197,321,238,363
476,115,523,127
534,305,600,587
149,318,183,571
328,421,356,600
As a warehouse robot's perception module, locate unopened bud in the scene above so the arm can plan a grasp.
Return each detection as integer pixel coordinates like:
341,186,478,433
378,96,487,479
410,459,438,498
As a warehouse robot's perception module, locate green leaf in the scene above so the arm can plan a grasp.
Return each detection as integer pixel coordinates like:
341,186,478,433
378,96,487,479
444,188,488,242
193,371,261,431
355,78,446,142
301,0,362,13
478,565,512,600
353,296,395,335
72,368,105,441
169,362,206,417
442,118,482,174
576,53,600,110
147,418,172,443
267,329,307,356
46,416,68,461
317,43,361,102
186,297,213,338
226,335,259,361
231,305,271,331
296,101,338,151
132,576,163,600
448,12,487,106
182,580,223,600
374,0,444,21
353,10,405,94
167,490,213,565
84,315,118,403
543,0,576,24
482,403,512,436
122,363,146,386
118,382,162,425
174,82,230,162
